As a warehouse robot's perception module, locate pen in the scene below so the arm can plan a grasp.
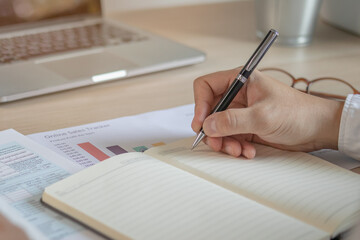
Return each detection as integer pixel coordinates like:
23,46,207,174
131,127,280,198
191,29,279,150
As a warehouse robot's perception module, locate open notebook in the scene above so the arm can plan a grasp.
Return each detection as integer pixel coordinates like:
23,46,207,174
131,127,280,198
42,138,360,240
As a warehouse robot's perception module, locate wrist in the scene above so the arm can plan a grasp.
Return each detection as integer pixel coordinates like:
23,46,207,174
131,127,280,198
315,98,344,150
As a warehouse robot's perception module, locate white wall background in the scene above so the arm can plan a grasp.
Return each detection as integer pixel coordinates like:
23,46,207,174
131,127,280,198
102,0,241,13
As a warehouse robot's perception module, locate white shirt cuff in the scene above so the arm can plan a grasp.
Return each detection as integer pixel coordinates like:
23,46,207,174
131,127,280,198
338,94,360,161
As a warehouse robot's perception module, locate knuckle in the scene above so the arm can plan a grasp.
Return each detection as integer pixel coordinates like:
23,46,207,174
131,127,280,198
193,76,204,87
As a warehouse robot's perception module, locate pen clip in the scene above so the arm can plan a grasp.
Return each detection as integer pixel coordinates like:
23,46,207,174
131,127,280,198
245,29,279,72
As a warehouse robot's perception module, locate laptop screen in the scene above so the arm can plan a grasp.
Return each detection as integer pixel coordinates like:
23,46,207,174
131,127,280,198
0,0,101,27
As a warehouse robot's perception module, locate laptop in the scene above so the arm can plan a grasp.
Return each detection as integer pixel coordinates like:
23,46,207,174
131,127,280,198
0,0,205,102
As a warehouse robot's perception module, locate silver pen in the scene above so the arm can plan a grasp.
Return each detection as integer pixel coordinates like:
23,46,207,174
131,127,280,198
191,29,279,150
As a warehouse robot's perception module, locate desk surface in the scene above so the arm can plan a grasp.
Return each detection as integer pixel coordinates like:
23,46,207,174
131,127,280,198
0,1,359,171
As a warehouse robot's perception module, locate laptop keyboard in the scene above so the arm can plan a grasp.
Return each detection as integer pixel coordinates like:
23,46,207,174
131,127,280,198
0,23,148,64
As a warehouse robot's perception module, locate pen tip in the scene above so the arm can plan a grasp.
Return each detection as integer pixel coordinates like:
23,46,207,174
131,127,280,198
192,131,205,150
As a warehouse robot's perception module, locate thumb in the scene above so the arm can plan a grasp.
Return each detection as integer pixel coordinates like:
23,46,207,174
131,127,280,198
203,108,255,137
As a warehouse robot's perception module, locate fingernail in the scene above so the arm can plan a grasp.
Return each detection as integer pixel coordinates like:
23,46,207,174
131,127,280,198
200,110,208,122
243,147,256,159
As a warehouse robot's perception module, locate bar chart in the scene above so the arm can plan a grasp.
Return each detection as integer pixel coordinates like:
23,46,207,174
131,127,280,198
133,146,148,152
29,104,195,168
77,142,166,161
107,145,127,155
78,142,110,161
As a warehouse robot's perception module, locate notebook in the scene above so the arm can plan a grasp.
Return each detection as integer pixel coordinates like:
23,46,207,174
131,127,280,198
42,138,360,240
0,0,205,102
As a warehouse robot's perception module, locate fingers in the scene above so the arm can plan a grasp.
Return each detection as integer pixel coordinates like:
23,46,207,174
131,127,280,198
202,108,255,137
221,137,242,157
0,214,29,240
205,136,256,159
191,100,211,132
191,69,240,132
239,140,256,159
205,136,223,152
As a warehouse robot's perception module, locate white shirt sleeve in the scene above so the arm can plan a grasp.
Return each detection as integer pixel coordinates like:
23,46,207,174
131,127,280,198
338,94,360,161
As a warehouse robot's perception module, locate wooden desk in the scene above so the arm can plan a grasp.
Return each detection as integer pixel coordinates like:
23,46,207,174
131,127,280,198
0,1,359,172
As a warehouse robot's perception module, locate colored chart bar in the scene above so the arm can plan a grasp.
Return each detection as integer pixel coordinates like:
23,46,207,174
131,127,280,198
78,142,109,161
107,145,127,155
152,142,165,147
133,146,148,152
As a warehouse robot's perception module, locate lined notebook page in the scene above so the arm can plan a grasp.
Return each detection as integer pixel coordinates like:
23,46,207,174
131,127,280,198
43,152,327,240
146,138,360,236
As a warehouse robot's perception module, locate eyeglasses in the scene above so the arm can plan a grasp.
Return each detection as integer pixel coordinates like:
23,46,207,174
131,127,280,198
260,68,360,101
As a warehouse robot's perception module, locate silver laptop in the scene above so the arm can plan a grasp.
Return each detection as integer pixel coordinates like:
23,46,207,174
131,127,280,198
0,0,205,102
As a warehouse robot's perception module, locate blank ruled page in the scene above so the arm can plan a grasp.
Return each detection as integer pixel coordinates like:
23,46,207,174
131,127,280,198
43,152,328,240
146,138,360,236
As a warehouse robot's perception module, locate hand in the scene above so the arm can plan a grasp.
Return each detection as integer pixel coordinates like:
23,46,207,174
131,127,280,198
191,68,344,158
0,214,29,240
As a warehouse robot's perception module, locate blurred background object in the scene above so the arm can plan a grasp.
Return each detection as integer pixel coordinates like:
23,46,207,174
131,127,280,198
102,0,237,12
254,0,323,47
0,0,205,102
321,0,360,36
0,0,101,27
